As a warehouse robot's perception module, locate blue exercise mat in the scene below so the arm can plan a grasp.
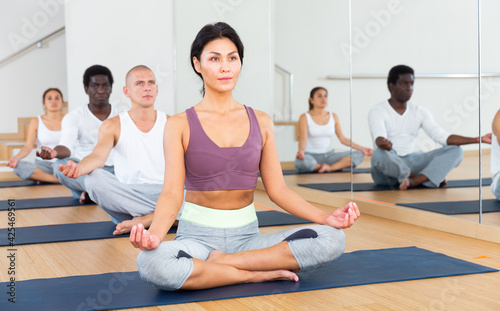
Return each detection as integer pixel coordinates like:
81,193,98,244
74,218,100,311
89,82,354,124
282,167,371,175
0,247,496,311
397,199,500,215
0,179,52,188
0,211,312,246
299,178,492,192
0,197,93,211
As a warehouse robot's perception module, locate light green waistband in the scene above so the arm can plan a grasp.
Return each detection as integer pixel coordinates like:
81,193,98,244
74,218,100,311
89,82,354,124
180,202,257,228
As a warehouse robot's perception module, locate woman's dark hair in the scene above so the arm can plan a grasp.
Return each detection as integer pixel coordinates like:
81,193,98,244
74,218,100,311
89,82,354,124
387,65,414,91
83,64,114,88
42,88,64,103
190,22,244,96
308,87,327,110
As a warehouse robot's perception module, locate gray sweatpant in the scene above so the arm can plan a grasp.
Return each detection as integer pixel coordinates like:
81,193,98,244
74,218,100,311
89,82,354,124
294,149,364,173
137,219,346,291
370,146,464,188
85,169,163,224
13,158,54,180
53,158,114,199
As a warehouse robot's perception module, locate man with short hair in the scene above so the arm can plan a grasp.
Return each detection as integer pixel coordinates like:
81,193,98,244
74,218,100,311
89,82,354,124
38,65,126,202
59,65,178,235
368,64,491,190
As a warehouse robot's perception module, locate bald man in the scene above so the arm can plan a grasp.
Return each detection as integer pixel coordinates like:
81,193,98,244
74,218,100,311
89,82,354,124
59,65,181,235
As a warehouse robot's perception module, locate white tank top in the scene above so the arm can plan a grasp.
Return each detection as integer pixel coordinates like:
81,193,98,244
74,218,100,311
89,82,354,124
113,111,166,184
491,132,500,179
37,115,61,162
305,112,335,154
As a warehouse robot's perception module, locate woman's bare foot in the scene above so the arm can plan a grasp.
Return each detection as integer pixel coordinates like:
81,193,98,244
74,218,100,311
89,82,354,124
318,163,329,173
249,270,299,283
439,180,448,187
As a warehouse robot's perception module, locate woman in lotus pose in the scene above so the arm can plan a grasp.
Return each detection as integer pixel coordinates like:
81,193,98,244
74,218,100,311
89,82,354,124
295,87,373,173
7,88,64,183
130,22,360,291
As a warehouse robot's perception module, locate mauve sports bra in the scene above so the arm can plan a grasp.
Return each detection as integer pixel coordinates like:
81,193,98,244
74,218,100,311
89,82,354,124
184,105,263,191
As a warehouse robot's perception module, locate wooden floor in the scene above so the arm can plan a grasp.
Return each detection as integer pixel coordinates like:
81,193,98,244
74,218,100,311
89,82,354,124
0,154,499,310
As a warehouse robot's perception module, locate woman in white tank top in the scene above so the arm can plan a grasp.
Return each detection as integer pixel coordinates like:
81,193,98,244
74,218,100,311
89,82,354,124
7,88,64,183
295,87,373,173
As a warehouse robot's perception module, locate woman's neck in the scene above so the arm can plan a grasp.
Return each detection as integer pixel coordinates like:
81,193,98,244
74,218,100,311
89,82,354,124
309,107,326,115
43,109,63,119
199,89,237,112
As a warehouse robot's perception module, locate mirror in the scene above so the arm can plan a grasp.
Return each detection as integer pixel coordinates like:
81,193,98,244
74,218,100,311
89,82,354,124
273,0,351,167
480,0,500,227
349,0,483,226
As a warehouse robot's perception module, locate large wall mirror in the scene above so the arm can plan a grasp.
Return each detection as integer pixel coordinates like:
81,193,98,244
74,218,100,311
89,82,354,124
480,0,500,228
347,0,498,231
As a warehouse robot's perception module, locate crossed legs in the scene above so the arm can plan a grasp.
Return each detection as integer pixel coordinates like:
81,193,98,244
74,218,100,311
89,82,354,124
371,146,464,190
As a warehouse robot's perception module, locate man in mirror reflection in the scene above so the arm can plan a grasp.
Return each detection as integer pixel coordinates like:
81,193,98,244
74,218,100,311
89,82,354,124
368,65,491,190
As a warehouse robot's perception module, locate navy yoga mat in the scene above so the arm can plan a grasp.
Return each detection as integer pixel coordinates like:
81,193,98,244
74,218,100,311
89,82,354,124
0,211,312,246
0,179,52,188
281,167,371,175
0,196,93,211
397,199,500,215
299,178,492,192
0,247,496,311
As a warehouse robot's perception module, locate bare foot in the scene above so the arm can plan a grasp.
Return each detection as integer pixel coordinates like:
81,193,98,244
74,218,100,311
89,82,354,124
439,179,448,187
399,178,410,190
249,270,299,283
79,192,92,204
113,213,175,236
114,214,151,235
318,163,329,173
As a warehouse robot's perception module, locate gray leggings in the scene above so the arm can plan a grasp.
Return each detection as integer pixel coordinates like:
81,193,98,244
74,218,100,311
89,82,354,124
294,149,364,173
370,146,463,188
137,219,345,291
13,158,54,180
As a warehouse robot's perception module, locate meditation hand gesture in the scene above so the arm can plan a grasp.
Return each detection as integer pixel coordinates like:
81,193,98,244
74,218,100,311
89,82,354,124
296,150,305,160
481,133,492,144
375,137,392,151
37,146,57,160
361,147,374,156
6,157,18,168
58,160,81,179
325,202,360,229
130,224,161,251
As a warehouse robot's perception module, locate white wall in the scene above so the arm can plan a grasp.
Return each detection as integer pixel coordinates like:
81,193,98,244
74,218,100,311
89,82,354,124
273,0,500,161
65,0,175,114
0,31,67,134
0,0,65,59
274,0,350,161
3,0,500,161
173,0,273,114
